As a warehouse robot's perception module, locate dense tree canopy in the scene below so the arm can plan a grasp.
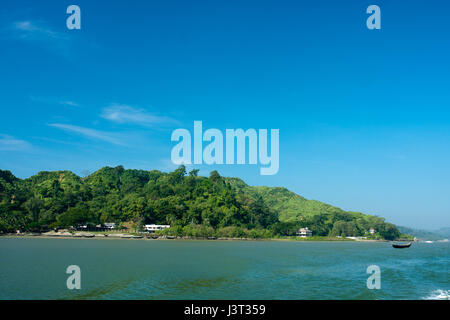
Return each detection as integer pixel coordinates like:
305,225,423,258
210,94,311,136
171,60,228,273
0,166,401,239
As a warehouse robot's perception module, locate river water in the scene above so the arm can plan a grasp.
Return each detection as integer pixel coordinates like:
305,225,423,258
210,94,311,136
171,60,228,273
0,238,448,299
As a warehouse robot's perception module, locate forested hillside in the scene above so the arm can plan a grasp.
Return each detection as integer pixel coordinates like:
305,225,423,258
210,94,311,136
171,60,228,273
0,166,401,239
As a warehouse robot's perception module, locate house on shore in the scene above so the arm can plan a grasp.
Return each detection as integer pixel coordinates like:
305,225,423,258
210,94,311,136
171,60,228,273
144,224,170,233
71,223,119,232
369,227,376,235
296,227,313,238
104,223,116,230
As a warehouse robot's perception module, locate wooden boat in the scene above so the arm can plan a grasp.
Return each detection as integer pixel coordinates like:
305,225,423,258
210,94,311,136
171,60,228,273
120,234,143,239
392,242,412,248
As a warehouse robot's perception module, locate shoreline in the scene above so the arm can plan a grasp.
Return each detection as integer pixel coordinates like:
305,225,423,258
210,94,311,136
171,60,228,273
0,233,389,242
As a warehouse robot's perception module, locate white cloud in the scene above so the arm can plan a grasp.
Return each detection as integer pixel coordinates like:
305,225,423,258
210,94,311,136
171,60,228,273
0,135,31,151
8,20,74,59
30,96,79,107
59,101,79,107
11,20,66,40
48,124,125,146
101,104,177,126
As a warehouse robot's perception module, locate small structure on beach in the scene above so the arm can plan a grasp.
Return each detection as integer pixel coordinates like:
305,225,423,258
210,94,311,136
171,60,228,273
369,227,376,235
104,223,116,230
144,224,170,233
296,227,312,238
73,223,109,231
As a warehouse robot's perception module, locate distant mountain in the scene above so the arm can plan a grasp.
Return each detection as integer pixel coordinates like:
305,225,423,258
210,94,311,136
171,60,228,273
397,226,449,240
434,227,450,238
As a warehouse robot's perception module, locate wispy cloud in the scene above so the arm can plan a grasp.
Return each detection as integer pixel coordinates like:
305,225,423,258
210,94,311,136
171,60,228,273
30,96,79,107
59,101,79,107
48,124,125,146
10,20,69,42
7,20,73,59
101,104,177,127
11,20,64,40
0,135,31,151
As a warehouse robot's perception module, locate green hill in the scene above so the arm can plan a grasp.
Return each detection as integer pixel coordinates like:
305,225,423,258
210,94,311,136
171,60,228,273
0,166,401,239
226,177,350,221
224,177,398,238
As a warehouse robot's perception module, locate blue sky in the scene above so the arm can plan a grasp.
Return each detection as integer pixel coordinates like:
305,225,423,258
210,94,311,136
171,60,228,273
1,0,449,229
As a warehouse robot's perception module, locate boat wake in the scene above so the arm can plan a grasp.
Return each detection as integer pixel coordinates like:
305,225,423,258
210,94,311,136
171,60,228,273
423,289,450,300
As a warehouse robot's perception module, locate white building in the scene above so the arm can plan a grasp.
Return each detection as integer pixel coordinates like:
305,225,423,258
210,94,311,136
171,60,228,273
296,227,313,237
104,223,116,230
144,224,170,233
369,227,376,234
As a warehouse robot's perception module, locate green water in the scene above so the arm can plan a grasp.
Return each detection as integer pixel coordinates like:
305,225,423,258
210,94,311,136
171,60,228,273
0,238,448,300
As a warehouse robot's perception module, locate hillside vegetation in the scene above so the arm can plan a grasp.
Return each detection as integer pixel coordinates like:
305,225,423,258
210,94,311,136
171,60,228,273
0,166,401,239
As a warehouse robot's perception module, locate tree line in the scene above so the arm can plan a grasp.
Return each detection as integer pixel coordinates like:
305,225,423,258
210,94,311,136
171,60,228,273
0,166,401,240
